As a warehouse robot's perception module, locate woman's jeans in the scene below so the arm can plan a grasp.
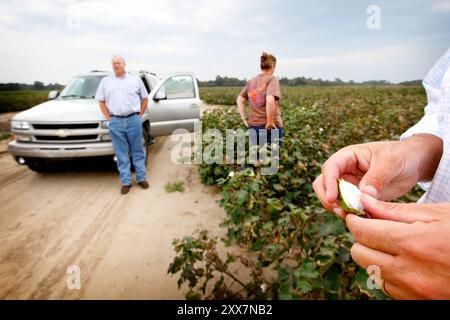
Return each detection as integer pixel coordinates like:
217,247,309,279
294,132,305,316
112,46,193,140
248,125,283,162
108,114,147,186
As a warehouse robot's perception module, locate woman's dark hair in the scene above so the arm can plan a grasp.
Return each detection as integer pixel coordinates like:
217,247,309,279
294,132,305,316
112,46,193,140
260,52,276,70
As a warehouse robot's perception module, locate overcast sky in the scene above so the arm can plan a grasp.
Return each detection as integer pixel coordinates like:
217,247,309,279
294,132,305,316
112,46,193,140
0,0,449,84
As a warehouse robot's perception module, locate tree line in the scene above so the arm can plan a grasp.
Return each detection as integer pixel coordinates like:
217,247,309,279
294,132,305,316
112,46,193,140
0,77,422,91
198,75,421,87
0,81,64,91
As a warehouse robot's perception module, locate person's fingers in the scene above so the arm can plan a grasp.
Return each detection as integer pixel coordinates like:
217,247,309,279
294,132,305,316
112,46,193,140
346,214,409,255
383,281,425,300
360,194,440,223
313,175,331,210
350,242,396,271
341,173,362,184
359,156,400,199
313,174,345,217
321,148,361,203
350,243,426,299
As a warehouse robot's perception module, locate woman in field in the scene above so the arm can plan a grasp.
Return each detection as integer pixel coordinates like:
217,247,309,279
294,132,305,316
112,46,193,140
236,52,283,156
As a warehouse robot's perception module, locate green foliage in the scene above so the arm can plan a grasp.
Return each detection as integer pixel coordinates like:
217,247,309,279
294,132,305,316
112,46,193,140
0,132,13,141
165,181,185,193
0,90,50,113
200,87,241,106
170,86,426,299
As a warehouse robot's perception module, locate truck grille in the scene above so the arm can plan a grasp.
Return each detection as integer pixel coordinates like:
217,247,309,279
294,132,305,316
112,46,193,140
35,135,99,141
32,123,99,130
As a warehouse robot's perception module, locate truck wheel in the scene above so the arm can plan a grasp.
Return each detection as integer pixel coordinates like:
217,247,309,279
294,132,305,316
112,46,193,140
27,160,53,173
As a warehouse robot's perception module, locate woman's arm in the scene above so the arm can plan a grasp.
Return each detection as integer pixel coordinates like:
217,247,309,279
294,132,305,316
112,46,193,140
236,95,249,128
266,95,277,129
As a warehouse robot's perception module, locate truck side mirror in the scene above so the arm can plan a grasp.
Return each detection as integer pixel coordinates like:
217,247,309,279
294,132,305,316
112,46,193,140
153,91,167,102
48,90,59,100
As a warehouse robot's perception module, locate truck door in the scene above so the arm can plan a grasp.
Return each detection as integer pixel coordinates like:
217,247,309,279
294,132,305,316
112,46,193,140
148,73,200,136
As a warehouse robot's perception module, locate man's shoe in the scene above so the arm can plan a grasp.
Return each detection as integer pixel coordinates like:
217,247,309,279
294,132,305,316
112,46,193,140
138,181,149,189
121,185,131,195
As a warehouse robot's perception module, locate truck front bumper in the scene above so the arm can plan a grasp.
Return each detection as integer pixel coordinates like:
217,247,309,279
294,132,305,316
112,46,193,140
8,141,115,159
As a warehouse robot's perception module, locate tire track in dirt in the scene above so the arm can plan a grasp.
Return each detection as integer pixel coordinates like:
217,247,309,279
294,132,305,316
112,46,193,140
0,133,227,299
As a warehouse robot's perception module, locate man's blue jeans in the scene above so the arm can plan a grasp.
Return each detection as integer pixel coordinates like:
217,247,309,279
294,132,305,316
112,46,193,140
108,114,147,186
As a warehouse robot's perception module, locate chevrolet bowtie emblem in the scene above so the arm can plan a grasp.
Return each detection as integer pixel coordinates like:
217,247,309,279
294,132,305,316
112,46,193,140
55,129,71,138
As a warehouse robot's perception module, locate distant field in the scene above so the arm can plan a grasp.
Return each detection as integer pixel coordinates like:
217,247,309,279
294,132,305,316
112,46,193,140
199,85,426,106
0,90,49,113
178,84,428,300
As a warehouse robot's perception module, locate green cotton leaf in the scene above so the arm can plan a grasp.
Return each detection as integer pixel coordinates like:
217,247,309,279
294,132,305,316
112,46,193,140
278,286,294,300
336,245,351,264
266,244,279,256
277,214,291,226
319,245,337,258
262,221,274,230
297,261,320,279
248,181,260,193
323,265,341,292
318,223,335,237
186,290,202,300
266,198,284,213
273,184,284,192
296,279,313,294
278,266,293,282
234,189,249,205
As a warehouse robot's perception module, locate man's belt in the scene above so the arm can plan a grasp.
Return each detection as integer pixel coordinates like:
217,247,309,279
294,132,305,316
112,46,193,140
111,112,140,118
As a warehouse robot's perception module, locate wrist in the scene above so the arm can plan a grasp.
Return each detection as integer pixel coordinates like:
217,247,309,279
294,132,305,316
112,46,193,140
404,134,443,181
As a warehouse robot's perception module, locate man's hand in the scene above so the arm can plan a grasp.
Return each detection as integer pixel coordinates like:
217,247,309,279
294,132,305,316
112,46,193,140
99,101,112,120
346,194,450,299
313,135,443,218
140,98,148,117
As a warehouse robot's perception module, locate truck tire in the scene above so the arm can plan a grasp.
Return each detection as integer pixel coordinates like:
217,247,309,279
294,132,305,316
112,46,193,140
27,159,53,173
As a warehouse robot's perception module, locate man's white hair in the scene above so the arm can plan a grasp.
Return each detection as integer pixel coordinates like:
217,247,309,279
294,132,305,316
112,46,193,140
111,55,126,64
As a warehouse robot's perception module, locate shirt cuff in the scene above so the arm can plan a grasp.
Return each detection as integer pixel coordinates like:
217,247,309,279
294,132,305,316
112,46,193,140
400,113,443,142
400,113,443,191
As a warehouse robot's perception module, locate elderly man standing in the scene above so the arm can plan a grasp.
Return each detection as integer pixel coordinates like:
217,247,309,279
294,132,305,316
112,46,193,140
95,55,149,194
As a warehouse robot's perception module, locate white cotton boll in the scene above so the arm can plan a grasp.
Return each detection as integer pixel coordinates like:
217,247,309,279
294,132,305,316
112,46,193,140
338,178,365,216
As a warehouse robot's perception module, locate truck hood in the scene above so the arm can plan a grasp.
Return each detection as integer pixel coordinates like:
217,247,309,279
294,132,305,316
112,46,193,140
12,99,106,122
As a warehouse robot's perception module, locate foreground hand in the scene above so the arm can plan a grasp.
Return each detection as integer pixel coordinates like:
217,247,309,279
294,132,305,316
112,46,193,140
346,194,450,299
313,140,425,218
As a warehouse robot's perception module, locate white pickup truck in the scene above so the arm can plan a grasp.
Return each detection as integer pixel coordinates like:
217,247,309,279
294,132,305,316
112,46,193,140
8,70,201,172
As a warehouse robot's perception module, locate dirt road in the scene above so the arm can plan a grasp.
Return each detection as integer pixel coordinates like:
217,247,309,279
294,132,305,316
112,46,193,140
0,133,226,299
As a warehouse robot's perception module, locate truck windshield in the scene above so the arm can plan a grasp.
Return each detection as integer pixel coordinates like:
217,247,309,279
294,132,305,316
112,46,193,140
59,76,105,99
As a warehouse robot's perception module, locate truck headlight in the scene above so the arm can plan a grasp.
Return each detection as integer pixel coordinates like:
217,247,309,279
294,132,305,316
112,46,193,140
11,120,30,130
100,120,110,129
15,134,32,142
101,134,111,141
